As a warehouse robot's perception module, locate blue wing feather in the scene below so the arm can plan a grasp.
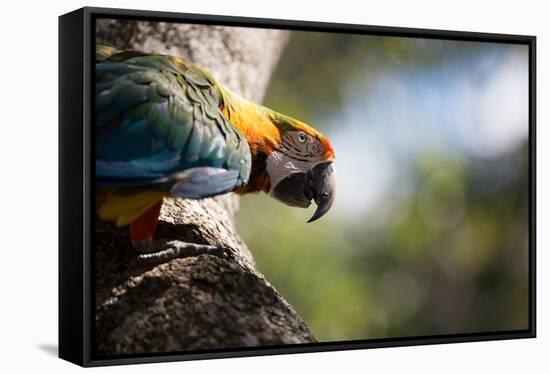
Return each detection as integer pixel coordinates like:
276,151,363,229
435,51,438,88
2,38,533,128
95,48,252,198
169,167,240,199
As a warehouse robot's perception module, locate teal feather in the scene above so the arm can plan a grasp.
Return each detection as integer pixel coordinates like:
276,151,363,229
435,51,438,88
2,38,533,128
95,44,251,196
151,106,172,139
184,123,203,163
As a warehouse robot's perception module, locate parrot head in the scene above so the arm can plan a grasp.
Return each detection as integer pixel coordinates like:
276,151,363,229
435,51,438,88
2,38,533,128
263,112,336,222
219,87,336,222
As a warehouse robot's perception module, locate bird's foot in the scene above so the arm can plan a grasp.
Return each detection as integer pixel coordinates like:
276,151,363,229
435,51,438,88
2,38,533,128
134,239,227,265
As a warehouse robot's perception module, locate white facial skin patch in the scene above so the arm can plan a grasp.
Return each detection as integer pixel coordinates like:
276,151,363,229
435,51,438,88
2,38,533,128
265,150,326,197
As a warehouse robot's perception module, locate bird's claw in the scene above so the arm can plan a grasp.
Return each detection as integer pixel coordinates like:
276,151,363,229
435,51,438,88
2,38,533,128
134,240,227,265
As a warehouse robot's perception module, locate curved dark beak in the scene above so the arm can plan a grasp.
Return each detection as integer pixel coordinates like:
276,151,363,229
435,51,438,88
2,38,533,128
271,161,336,221
307,162,336,223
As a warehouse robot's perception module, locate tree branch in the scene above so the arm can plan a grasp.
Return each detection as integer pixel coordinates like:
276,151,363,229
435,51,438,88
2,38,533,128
94,20,315,355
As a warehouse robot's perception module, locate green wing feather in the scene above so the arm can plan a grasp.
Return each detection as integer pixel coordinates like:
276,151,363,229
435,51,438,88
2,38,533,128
95,44,251,196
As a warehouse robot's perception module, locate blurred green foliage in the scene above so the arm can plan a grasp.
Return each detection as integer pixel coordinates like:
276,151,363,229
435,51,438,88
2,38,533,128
237,31,529,342
264,32,494,129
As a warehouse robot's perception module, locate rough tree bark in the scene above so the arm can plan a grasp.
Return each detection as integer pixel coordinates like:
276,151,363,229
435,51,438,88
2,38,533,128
94,21,315,355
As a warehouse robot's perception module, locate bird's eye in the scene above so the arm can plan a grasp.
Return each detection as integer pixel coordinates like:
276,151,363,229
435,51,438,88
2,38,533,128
298,133,307,143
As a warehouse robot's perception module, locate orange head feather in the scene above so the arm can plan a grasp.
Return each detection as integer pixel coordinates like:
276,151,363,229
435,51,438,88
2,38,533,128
219,87,335,193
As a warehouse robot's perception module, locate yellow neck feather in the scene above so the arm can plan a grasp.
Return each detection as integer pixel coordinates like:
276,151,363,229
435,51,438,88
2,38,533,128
220,88,282,156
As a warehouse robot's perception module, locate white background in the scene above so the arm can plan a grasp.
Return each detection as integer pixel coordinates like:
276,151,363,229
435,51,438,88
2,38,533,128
0,0,546,372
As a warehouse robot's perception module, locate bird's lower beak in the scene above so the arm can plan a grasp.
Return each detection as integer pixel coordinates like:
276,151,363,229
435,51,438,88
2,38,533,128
271,161,336,222
306,162,336,223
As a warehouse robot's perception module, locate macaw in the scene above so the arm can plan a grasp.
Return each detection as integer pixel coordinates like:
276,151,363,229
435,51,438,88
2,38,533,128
95,44,336,259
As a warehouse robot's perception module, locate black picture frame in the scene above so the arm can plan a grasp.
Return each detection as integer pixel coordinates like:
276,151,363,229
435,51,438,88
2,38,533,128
59,6,536,367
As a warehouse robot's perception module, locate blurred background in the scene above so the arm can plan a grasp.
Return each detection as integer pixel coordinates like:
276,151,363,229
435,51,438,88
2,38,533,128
236,31,530,342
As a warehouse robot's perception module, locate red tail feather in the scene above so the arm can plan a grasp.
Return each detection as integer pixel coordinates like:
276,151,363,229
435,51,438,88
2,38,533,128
129,201,163,241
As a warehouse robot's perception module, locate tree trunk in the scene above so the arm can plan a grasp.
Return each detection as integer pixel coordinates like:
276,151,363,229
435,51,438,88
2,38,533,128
94,20,315,355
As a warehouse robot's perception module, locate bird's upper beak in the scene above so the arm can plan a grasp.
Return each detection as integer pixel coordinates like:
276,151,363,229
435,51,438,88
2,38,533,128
306,162,336,222
271,161,336,222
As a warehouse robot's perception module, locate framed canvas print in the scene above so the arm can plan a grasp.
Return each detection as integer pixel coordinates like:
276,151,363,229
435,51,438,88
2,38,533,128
59,7,536,367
